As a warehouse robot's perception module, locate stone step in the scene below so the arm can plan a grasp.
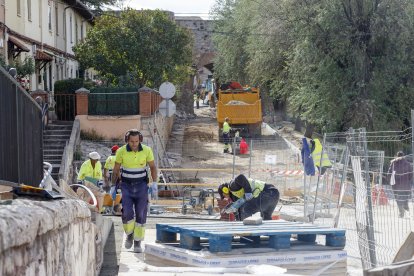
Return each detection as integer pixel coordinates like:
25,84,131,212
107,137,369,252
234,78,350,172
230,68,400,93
43,135,71,140
43,149,65,155
44,156,63,162
43,139,69,144
44,130,72,135
46,124,73,130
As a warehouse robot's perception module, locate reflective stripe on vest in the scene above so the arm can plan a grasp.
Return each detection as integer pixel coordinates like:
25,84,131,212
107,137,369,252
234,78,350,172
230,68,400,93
311,139,332,167
121,167,147,182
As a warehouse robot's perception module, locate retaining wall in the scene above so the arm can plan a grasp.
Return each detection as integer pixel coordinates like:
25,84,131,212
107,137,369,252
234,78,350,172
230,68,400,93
0,199,98,276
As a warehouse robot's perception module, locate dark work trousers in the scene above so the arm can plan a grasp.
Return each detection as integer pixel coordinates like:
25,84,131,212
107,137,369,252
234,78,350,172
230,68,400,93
121,180,148,225
393,189,411,215
239,184,280,220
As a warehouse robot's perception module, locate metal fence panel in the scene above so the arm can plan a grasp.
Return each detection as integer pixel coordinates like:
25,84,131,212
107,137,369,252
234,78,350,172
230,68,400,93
0,66,43,186
88,92,139,116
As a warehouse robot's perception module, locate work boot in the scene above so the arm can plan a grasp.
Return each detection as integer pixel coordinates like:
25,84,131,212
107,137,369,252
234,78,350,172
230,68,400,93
134,240,143,253
125,233,133,249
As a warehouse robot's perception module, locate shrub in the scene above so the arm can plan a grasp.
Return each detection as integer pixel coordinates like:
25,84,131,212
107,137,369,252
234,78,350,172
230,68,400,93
54,78,85,94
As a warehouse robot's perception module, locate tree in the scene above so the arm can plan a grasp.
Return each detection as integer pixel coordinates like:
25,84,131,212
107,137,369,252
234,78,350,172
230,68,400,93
211,0,414,132
80,0,123,10
74,9,192,88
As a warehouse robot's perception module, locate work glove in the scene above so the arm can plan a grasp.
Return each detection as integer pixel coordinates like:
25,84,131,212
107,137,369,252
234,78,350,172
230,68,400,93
244,193,253,201
110,186,117,201
224,198,246,214
151,182,158,198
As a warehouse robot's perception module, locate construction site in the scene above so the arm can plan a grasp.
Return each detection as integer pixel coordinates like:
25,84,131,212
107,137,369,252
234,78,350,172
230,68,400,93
3,76,414,276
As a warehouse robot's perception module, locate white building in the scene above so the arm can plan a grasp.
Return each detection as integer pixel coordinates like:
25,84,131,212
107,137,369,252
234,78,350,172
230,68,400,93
2,0,94,92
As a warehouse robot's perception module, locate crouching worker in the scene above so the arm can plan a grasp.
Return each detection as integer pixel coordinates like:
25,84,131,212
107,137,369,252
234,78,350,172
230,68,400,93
218,174,279,221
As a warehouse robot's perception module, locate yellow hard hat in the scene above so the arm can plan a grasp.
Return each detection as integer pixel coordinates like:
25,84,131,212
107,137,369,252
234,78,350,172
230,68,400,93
222,186,229,194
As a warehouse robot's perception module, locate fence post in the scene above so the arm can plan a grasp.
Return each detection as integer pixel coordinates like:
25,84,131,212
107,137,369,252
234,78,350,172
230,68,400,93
411,110,414,187
248,139,253,178
361,128,377,267
232,137,236,179
75,87,90,115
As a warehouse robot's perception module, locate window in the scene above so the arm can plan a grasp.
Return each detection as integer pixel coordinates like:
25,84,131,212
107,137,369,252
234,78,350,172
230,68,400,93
81,24,84,41
75,21,78,43
48,5,52,31
70,14,73,43
55,7,59,35
27,0,31,21
17,0,21,16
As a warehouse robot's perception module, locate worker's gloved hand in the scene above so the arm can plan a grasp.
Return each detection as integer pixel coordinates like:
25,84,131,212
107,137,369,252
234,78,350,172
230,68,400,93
244,193,253,201
110,186,117,201
224,205,238,214
224,198,246,214
151,182,158,198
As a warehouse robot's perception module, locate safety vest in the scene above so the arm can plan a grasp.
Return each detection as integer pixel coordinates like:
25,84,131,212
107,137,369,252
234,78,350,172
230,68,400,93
223,122,231,134
104,155,116,174
231,178,266,199
311,138,332,167
77,159,103,181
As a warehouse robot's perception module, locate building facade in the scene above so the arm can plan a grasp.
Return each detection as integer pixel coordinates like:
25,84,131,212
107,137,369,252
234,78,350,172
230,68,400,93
1,0,93,93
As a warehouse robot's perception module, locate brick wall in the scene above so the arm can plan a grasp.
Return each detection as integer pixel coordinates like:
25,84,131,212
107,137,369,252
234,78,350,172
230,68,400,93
76,93,89,115
139,91,162,116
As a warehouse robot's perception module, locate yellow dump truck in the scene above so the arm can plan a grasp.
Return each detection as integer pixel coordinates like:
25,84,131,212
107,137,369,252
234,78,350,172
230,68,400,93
217,86,262,139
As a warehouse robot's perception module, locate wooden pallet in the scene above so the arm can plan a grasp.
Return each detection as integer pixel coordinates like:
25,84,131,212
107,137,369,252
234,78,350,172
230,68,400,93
156,220,346,253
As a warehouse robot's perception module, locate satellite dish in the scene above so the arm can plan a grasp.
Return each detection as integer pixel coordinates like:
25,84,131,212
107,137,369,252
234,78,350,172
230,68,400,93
159,82,176,99
159,100,176,117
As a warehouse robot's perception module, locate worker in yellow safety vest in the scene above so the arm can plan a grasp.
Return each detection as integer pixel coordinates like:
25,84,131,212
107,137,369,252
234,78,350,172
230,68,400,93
112,129,157,253
222,117,232,153
310,138,332,175
218,174,280,220
77,151,103,185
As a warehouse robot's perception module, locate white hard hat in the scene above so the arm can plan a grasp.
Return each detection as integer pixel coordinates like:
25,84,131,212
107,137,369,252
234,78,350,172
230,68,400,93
89,151,101,160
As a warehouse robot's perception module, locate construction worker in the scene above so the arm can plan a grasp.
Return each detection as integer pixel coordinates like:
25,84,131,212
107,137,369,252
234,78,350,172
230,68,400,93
218,174,279,221
104,145,119,191
310,138,332,175
77,151,103,185
222,117,231,153
112,129,157,253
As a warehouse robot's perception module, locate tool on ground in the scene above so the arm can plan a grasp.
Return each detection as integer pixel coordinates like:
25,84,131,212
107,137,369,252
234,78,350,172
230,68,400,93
0,180,64,199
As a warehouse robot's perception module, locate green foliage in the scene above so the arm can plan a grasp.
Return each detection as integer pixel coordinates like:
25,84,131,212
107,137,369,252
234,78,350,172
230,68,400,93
54,78,94,94
80,0,123,10
10,56,35,79
212,0,414,132
90,86,138,93
0,54,6,68
74,9,192,88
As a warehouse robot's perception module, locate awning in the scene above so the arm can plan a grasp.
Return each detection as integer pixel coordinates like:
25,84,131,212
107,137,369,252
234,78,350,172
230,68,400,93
34,50,53,61
8,35,30,52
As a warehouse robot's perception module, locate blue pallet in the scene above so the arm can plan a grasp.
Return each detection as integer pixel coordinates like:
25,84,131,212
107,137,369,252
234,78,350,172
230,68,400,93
156,220,346,253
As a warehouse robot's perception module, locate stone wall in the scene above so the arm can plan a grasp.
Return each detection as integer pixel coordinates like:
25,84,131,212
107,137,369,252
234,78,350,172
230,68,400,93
0,199,97,276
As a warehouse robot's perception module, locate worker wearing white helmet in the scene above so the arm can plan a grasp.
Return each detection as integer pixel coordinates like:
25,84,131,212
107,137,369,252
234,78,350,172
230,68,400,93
77,151,103,184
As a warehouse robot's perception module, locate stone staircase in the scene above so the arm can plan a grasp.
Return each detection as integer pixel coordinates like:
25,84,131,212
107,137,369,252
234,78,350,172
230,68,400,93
43,121,73,181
